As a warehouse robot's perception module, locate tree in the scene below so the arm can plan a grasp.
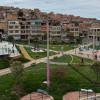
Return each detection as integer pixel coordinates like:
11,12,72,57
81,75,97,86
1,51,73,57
10,61,25,98
80,58,84,64
7,35,14,43
7,35,15,53
7,35,15,47
33,36,39,49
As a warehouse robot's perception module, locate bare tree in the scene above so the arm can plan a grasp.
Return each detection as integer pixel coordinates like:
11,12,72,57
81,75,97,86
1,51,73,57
10,61,25,98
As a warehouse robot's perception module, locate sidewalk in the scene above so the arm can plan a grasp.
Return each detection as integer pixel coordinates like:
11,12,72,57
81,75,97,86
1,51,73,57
0,43,95,76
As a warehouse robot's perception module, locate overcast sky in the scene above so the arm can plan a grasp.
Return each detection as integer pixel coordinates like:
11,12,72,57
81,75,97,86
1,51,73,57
0,0,100,19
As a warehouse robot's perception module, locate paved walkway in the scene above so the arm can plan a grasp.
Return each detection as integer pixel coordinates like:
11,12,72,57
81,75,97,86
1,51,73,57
21,92,54,100
63,92,79,100
18,45,33,61
0,43,94,76
63,92,100,100
0,50,70,76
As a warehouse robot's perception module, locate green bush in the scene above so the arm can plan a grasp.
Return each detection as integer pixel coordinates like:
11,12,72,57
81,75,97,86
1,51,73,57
0,59,10,69
16,57,29,63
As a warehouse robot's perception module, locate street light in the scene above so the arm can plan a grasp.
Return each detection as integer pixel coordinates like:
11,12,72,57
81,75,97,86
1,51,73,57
46,20,50,87
93,29,95,50
28,21,31,46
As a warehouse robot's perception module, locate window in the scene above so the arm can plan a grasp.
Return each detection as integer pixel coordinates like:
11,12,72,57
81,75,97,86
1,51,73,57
21,26,25,29
75,28,78,31
26,26,30,29
97,29,100,31
9,30,13,33
15,26,19,29
9,26,13,29
9,22,16,24
15,30,19,33
26,30,30,33
21,30,25,33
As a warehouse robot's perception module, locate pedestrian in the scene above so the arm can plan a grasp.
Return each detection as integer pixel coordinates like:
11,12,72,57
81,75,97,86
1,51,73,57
95,54,97,60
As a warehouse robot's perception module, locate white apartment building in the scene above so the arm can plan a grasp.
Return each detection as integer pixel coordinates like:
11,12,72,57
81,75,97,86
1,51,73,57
49,26,61,42
8,20,21,40
89,28,100,41
8,20,45,41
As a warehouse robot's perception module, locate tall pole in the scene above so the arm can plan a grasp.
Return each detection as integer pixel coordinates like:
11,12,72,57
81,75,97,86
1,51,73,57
46,20,50,87
5,9,8,41
28,21,31,46
61,22,63,42
93,29,95,50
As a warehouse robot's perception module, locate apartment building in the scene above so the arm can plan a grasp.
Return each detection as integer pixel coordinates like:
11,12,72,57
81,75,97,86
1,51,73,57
69,26,79,37
8,20,21,40
49,25,61,42
0,20,7,40
89,23,100,41
62,22,80,37
79,23,91,38
8,19,46,41
7,19,100,43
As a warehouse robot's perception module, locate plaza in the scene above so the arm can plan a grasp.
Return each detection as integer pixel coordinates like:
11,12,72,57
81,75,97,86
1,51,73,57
0,2,100,100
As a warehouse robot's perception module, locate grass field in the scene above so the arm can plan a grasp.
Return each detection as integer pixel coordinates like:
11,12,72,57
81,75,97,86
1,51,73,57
0,59,10,69
52,55,93,64
0,62,100,100
25,47,56,59
52,55,72,63
39,44,75,51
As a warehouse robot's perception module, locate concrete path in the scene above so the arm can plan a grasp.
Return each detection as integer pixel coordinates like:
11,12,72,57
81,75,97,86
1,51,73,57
63,92,79,100
63,92,100,100
0,51,70,76
0,43,94,76
19,45,33,61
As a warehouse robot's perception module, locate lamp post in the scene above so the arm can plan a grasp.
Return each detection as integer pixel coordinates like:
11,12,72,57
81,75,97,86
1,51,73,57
93,30,95,50
28,21,31,46
46,20,50,87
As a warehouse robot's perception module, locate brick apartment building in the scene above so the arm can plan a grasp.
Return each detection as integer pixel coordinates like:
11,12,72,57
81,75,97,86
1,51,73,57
0,6,100,43
8,20,44,40
0,20,7,40
8,20,62,42
89,23,100,41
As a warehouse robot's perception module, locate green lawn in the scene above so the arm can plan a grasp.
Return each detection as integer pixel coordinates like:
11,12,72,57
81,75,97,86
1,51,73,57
39,44,76,51
72,55,94,64
0,62,100,100
52,55,93,64
51,55,72,63
0,57,29,70
0,59,10,69
25,47,56,59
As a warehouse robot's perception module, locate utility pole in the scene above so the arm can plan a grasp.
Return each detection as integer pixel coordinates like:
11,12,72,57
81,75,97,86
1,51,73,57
28,21,31,46
46,20,50,87
4,9,8,41
60,22,63,42
93,29,95,50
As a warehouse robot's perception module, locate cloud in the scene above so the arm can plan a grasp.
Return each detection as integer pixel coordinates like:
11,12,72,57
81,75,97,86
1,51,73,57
3,0,34,5
0,0,100,19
